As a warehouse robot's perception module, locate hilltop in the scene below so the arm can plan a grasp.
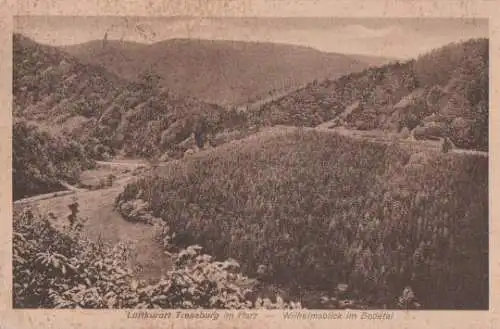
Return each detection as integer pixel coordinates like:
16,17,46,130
60,38,391,106
252,38,488,151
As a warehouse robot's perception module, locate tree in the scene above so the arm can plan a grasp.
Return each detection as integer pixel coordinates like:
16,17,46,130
138,70,162,92
12,120,95,200
194,130,205,149
400,127,411,139
442,137,452,153
403,65,419,90
193,117,208,149
13,207,302,309
102,32,108,49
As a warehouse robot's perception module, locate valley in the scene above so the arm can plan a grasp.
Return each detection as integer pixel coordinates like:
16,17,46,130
14,125,488,307
12,27,489,310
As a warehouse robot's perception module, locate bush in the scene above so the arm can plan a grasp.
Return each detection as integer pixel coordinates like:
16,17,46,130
13,204,303,309
13,120,95,200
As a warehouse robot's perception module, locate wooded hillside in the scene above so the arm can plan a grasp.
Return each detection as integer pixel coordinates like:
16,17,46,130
13,119,95,200
61,38,391,106
13,34,248,160
253,38,488,151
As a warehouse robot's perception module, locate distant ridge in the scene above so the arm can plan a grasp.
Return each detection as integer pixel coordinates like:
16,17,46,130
61,38,392,106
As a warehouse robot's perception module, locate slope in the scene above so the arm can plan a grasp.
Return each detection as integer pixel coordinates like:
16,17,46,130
253,38,488,151
117,126,488,309
60,38,392,106
12,119,95,200
13,33,246,160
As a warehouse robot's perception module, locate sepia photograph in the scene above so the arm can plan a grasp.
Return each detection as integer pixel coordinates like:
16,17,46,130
11,15,489,311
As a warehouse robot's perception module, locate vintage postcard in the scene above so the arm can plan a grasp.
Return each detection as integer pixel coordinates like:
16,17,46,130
1,0,498,328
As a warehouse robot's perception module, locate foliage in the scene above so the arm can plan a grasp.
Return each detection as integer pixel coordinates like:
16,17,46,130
117,129,488,309
12,33,253,160
61,38,387,106
13,204,302,309
12,119,95,200
253,38,488,151
14,33,488,158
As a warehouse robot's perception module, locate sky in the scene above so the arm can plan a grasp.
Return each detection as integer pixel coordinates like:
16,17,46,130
14,16,488,59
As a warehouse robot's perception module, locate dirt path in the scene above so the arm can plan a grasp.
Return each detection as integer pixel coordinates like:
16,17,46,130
14,125,486,283
96,159,149,168
14,161,173,282
14,160,147,205
14,189,77,205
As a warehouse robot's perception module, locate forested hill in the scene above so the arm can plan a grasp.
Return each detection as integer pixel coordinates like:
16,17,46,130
13,33,247,159
61,38,392,106
253,38,488,151
13,34,488,158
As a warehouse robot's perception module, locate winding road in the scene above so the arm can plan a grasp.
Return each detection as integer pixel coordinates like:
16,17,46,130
13,159,172,281
13,124,487,282
14,124,487,208
313,125,489,158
